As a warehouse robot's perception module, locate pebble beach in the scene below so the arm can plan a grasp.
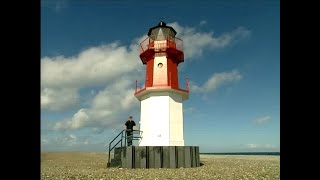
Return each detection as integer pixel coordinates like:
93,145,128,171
41,152,280,180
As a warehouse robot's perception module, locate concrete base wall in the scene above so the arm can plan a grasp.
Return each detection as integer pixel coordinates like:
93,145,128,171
112,146,200,169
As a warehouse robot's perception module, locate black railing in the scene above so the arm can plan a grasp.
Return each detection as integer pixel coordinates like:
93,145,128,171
139,35,183,54
107,129,142,167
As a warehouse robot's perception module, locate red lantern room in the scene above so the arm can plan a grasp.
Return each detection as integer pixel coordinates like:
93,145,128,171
135,21,189,98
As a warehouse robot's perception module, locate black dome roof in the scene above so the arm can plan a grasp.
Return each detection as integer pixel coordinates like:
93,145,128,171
147,21,177,36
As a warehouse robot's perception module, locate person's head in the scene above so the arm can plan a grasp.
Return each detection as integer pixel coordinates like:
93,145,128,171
129,116,133,121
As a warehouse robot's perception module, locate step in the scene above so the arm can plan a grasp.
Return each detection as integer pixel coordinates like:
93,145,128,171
110,158,121,167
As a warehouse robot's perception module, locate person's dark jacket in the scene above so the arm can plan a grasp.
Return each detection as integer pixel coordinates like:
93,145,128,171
125,120,136,130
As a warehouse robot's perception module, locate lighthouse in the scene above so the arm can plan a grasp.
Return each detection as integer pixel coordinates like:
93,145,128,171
135,21,189,146
107,21,199,169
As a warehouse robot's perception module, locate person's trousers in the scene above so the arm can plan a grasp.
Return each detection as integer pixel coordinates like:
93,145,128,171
126,130,133,146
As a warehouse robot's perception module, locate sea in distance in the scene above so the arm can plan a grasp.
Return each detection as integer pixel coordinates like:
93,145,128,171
200,152,280,156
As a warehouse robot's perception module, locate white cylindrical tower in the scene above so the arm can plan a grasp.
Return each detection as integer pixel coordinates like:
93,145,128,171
135,21,189,146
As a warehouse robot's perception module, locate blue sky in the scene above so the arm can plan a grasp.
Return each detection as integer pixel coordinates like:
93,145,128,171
41,0,280,153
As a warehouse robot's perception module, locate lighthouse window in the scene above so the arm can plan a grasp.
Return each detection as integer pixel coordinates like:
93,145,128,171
158,63,163,68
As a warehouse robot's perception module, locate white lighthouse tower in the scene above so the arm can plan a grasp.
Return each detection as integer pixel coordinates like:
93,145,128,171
135,21,189,146
107,21,199,169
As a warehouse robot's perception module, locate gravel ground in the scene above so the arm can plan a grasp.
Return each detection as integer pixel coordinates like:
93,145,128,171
41,152,280,180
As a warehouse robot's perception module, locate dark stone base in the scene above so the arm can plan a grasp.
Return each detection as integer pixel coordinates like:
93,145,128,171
109,146,200,168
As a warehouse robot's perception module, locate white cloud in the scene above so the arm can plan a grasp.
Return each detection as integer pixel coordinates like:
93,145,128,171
53,78,139,131
41,134,92,147
184,107,196,113
246,143,276,149
41,40,144,112
199,20,207,26
168,22,250,60
254,116,272,125
42,21,250,131
63,134,77,146
247,143,258,148
41,42,141,89
41,0,68,12
191,70,242,93
41,87,79,111
54,109,89,130
42,43,142,130
41,138,49,144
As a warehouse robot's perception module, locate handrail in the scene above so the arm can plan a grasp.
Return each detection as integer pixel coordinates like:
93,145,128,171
124,129,142,147
109,130,125,146
107,129,143,167
107,129,125,167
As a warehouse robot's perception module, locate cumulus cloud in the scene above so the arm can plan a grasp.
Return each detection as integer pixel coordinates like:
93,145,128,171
184,107,196,113
254,116,272,125
191,70,242,93
199,20,207,26
41,87,79,111
41,138,49,145
41,42,143,130
53,78,139,131
41,21,249,131
41,0,69,12
168,22,250,60
41,40,144,112
41,134,91,147
246,144,276,149
41,42,141,89
62,134,78,146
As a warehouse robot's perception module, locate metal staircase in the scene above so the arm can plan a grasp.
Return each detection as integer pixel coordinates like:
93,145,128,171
107,129,142,167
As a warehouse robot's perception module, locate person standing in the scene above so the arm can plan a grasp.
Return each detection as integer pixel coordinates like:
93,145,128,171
125,116,136,146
